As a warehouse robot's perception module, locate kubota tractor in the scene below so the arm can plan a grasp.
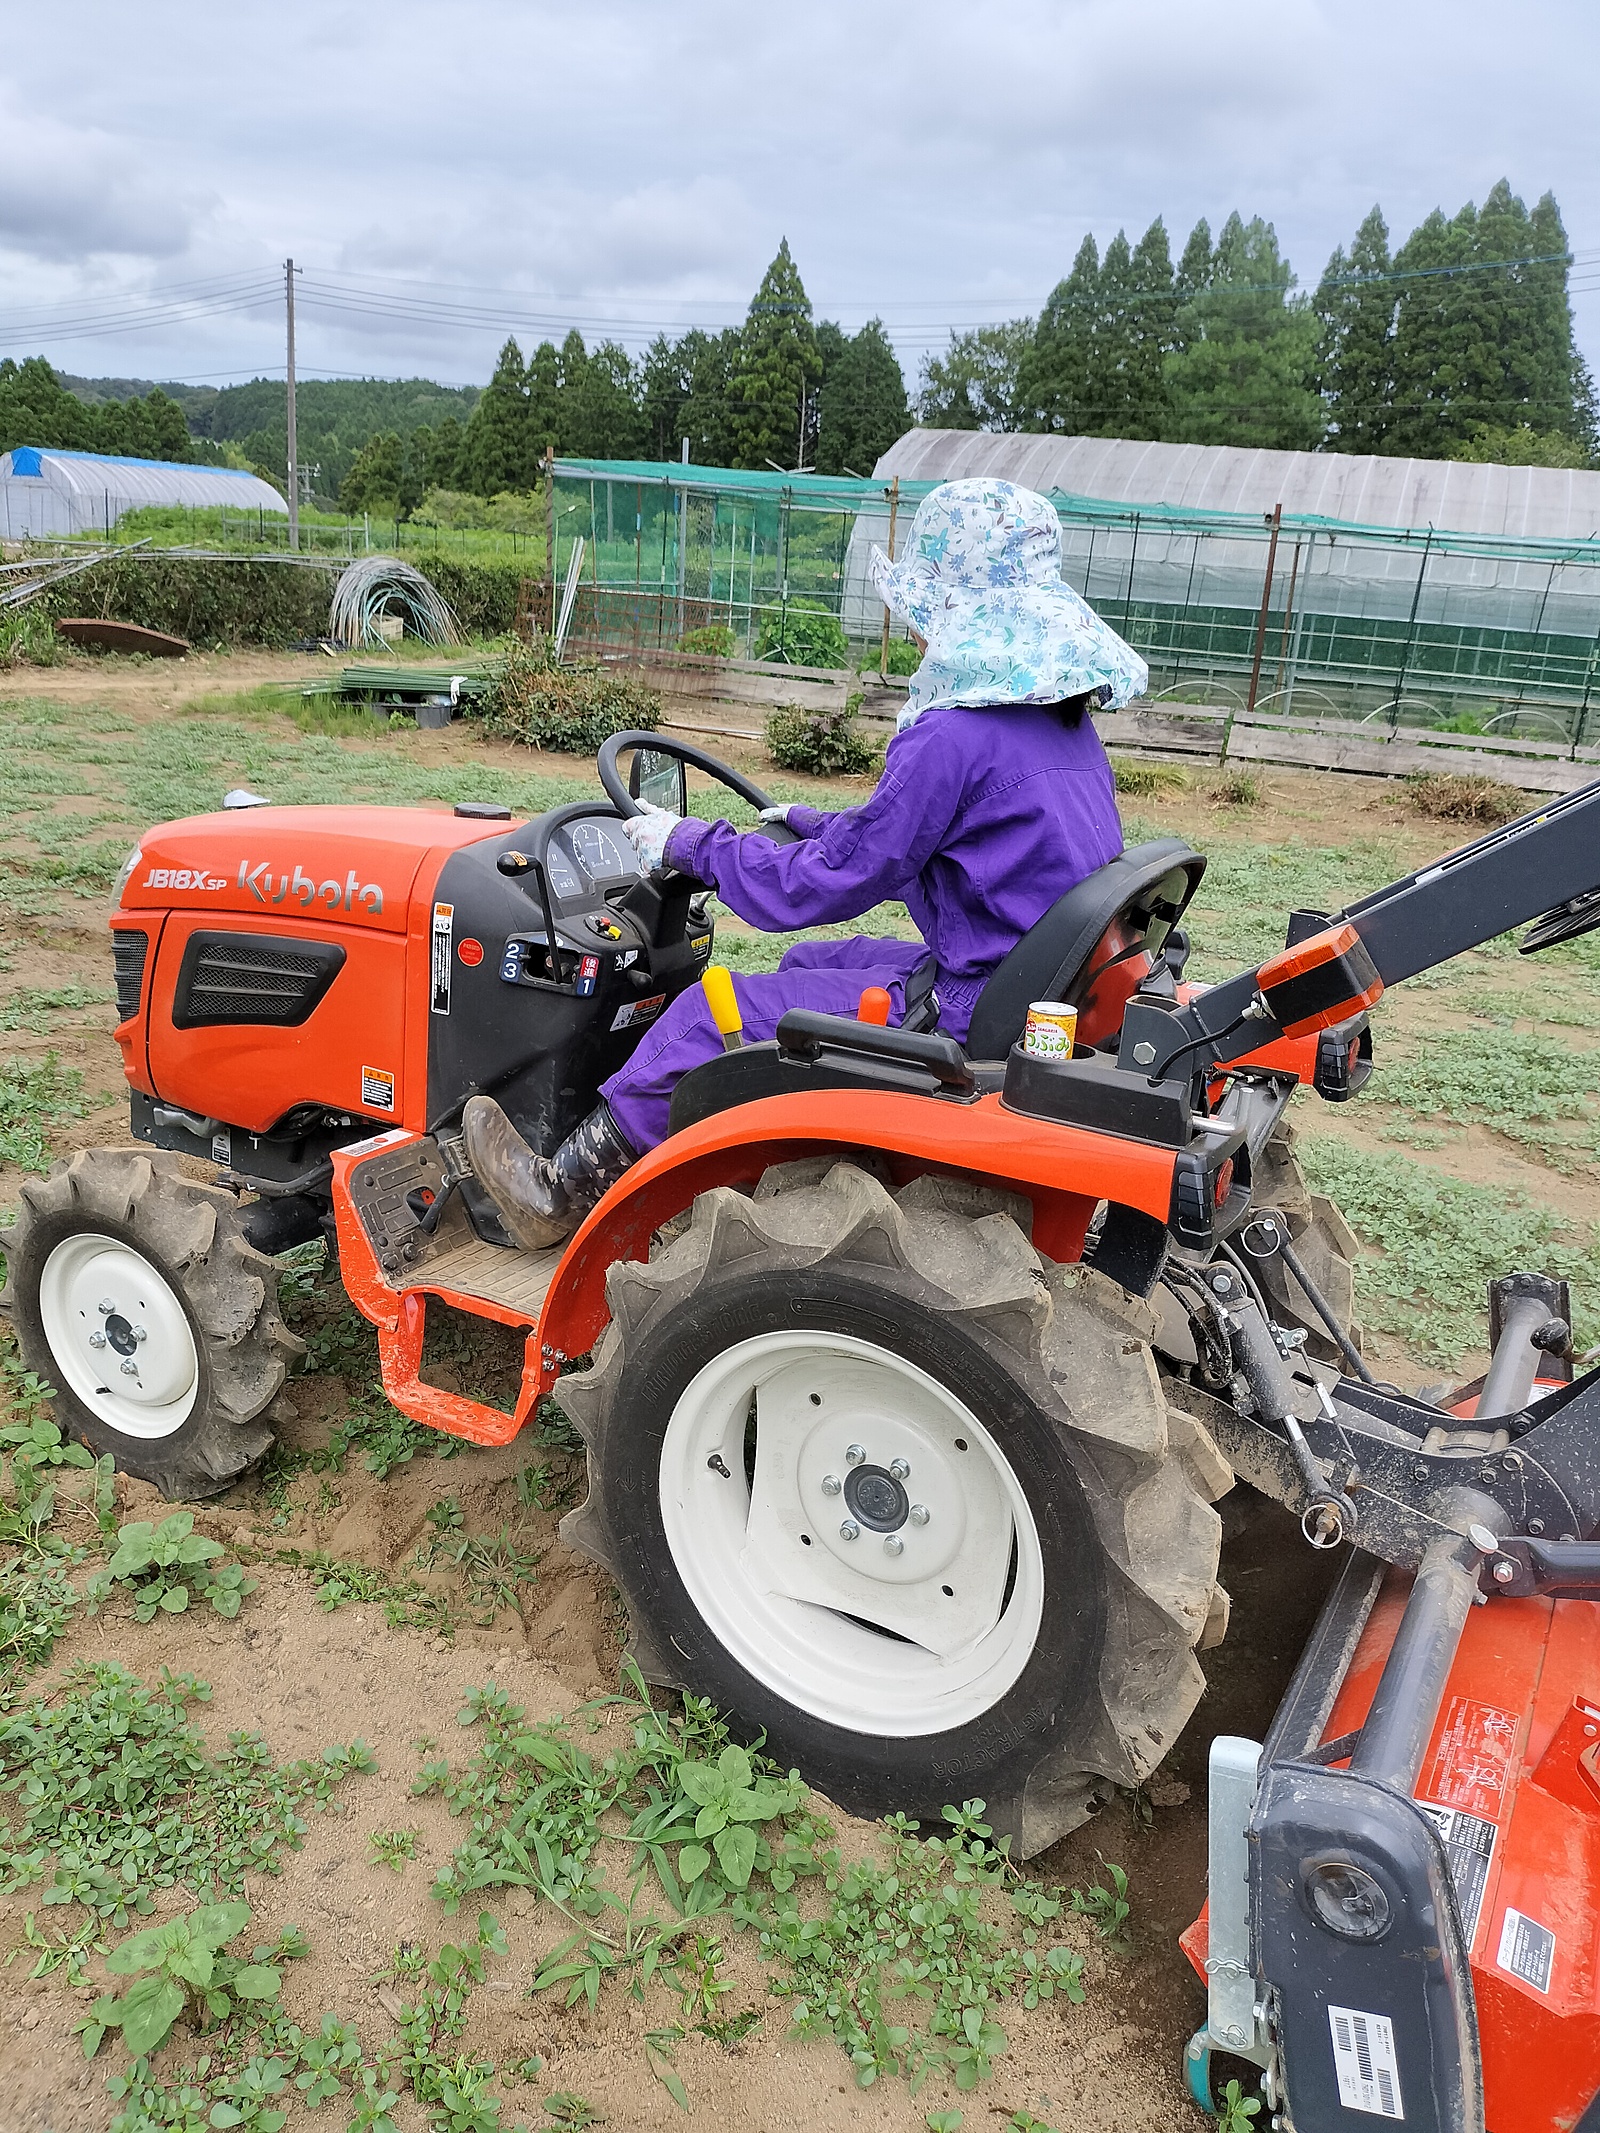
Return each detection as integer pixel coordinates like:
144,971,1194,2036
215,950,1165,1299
9,732,1600,2131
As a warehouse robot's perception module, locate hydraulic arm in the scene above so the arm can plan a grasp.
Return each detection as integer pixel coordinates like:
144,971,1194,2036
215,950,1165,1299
1118,777,1600,1082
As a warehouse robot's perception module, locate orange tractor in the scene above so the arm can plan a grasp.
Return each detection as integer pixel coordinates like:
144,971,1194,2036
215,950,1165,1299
7,732,1600,2131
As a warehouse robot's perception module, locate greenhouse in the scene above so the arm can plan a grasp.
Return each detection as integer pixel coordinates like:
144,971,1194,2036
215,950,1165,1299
0,448,287,541
549,441,1600,742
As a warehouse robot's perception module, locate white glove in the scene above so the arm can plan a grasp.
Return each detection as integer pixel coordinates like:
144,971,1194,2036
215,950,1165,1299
757,805,793,827
622,800,681,871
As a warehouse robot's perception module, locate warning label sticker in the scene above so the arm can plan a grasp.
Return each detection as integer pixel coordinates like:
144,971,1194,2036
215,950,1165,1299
1497,1907,1556,1994
610,993,666,1033
430,902,454,1015
1417,1803,1497,1946
361,1066,396,1113
1328,2004,1405,2119
1422,1697,1520,1818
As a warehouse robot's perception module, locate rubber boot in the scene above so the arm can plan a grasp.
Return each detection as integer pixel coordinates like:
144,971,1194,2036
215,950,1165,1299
462,1096,636,1252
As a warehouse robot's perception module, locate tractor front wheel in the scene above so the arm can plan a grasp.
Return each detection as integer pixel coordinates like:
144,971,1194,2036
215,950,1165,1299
2,1148,302,1498
560,1160,1230,1856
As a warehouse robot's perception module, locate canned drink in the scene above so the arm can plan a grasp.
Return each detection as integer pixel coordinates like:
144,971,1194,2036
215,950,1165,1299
1023,1001,1079,1059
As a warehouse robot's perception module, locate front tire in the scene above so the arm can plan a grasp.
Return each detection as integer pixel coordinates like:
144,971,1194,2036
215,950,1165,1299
561,1161,1229,1855
1,1148,303,1498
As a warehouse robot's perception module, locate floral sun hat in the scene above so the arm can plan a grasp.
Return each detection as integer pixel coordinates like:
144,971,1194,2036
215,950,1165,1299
871,477,1148,724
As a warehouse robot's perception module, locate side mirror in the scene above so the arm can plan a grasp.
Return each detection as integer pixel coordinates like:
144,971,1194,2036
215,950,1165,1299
628,745,688,816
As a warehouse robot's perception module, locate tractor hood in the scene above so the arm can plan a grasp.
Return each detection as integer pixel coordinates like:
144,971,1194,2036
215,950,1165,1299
116,805,515,936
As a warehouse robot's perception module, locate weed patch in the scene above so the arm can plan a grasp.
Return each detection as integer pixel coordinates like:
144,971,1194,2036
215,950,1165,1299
1109,755,1187,798
0,1053,88,1169
480,638,661,755
87,1510,257,1623
765,703,882,777
1209,767,1262,807
1373,1026,1600,1168
1299,1136,1600,1362
413,1673,1112,2104
178,683,303,720
276,1548,459,1636
0,984,115,1032
0,1665,373,1924
1404,772,1526,825
95,1911,527,2133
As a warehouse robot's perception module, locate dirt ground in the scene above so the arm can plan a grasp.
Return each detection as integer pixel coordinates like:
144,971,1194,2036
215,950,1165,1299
0,650,1590,2130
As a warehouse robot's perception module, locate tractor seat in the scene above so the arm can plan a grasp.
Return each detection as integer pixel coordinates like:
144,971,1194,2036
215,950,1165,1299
964,838,1206,1060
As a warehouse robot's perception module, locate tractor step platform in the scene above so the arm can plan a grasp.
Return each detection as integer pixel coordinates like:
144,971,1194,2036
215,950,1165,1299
400,1235,563,1320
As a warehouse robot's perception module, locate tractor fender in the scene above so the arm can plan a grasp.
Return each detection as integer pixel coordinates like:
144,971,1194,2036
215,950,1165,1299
533,1085,1181,1387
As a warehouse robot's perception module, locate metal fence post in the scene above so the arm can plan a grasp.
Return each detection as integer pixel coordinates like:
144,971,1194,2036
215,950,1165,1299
1387,527,1434,732
1223,504,1282,763
1573,619,1600,754
878,477,900,680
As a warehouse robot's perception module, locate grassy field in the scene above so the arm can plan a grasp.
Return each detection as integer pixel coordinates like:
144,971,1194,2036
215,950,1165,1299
0,658,1596,2133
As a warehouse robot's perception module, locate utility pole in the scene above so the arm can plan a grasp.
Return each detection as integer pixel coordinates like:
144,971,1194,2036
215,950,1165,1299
544,443,556,633
285,258,299,553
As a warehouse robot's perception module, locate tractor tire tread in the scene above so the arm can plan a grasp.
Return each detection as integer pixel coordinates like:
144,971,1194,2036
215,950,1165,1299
2,1147,303,1498
560,1158,1223,1856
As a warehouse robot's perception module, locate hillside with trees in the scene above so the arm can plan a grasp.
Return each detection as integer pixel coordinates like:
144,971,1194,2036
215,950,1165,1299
0,358,211,465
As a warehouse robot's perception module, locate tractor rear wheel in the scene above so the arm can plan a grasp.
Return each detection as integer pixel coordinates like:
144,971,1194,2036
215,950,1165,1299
1,1148,302,1498
560,1159,1230,1856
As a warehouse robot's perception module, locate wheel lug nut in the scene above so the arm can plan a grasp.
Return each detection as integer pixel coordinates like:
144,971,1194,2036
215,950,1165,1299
883,1534,904,1557
888,1457,910,1481
98,1298,117,1315
119,1360,139,1378
131,1325,147,1344
820,1474,842,1496
88,1332,106,1350
909,1503,930,1526
839,1519,860,1541
845,1444,866,1466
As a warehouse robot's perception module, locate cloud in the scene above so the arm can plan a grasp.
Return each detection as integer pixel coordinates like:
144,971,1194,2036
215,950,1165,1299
0,106,205,262
0,0,1592,383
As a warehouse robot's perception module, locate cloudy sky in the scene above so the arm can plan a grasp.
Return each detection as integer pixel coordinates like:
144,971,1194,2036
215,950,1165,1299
2,0,1596,393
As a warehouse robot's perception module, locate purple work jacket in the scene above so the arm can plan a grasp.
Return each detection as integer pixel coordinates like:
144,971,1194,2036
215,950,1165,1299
663,701,1125,1041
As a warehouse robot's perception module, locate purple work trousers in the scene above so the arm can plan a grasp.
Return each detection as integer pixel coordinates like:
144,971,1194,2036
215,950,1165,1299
600,936,927,1152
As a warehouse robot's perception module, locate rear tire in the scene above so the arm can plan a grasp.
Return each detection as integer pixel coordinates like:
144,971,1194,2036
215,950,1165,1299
1,1148,303,1498
560,1160,1228,1855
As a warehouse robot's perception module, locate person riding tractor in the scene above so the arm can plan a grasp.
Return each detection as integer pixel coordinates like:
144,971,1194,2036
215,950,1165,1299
463,476,1150,1248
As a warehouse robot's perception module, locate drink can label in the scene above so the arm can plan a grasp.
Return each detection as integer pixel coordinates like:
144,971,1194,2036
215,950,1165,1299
1024,1001,1079,1059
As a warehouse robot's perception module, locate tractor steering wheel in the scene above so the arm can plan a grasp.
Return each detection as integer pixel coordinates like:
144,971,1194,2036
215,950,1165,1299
596,730,803,846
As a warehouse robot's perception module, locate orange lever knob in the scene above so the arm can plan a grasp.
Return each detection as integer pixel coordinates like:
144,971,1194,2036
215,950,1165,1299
857,986,892,1026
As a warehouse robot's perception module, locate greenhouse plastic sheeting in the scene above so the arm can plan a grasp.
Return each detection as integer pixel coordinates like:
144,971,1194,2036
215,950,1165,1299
0,449,287,540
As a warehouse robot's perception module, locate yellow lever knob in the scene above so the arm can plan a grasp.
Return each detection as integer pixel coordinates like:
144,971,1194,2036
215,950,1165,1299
701,965,744,1048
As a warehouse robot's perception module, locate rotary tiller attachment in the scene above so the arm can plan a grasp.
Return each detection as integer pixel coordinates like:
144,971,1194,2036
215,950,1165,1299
1184,1273,1600,2133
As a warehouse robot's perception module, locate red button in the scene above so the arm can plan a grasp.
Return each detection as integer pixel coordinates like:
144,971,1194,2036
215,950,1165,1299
457,938,484,966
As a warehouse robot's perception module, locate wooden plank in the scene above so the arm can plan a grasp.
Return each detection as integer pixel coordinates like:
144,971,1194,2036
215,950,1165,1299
638,662,847,713
1220,725,1594,792
1098,707,1226,761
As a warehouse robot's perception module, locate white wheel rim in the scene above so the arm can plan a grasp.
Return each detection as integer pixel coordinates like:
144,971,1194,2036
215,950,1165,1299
658,1330,1045,1738
37,1232,200,1441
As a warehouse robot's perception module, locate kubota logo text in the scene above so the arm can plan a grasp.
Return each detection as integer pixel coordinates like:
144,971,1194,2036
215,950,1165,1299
237,860,384,914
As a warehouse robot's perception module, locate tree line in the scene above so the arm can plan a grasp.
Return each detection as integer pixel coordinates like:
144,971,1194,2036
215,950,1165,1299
337,238,911,515
0,359,202,465
922,182,1594,466
340,184,1593,516
5,179,1592,525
